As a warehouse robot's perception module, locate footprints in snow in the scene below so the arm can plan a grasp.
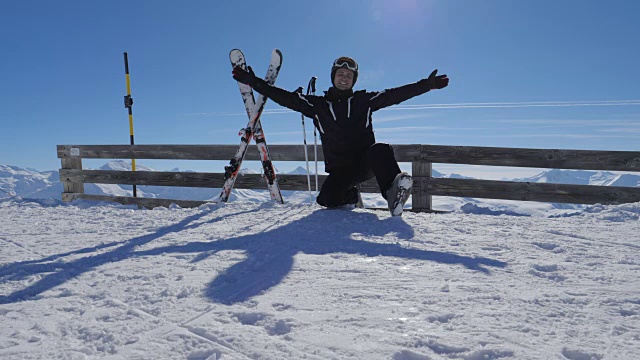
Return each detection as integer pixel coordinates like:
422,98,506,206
528,263,567,282
232,309,294,336
529,241,567,282
532,241,564,252
561,348,604,360
392,338,515,360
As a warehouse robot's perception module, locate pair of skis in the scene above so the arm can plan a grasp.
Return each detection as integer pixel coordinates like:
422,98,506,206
216,49,283,204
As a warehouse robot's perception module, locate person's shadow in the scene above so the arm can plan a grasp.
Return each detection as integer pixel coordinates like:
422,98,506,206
0,207,507,305
134,209,507,304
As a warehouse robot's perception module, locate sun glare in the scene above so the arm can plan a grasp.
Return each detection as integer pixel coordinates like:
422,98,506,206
371,0,432,31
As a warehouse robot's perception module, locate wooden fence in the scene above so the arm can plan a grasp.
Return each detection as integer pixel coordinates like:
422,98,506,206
57,144,640,211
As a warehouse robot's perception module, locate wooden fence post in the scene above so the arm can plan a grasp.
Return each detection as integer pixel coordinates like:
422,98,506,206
60,146,84,202
411,145,432,212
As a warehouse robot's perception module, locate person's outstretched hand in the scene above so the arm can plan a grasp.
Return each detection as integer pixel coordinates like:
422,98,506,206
427,69,449,90
232,66,257,87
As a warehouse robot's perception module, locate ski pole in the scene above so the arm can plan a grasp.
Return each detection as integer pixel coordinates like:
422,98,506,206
308,77,319,193
297,86,313,202
123,52,137,198
313,127,318,193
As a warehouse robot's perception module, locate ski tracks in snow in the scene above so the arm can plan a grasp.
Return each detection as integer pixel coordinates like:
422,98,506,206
0,201,639,359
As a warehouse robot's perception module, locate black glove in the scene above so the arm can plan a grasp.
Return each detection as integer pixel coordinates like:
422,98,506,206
232,65,258,87
427,69,449,90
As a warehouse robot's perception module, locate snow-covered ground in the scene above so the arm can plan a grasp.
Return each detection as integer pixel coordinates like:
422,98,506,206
1,198,639,359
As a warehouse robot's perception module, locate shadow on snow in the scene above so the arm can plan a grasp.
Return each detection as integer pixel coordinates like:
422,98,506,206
0,207,507,305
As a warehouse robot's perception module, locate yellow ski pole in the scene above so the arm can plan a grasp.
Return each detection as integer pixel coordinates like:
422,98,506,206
123,52,137,197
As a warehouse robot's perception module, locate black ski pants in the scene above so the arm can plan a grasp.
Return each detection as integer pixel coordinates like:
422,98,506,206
316,143,401,207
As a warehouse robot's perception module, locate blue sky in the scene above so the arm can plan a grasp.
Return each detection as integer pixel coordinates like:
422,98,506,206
1,0,639,178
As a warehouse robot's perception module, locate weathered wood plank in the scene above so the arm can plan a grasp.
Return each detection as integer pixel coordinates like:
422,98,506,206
59,169,381,192
417,145,640,172
57,144,640,171
61,193,208,209
58,168,640,205
56,145,328,161
419,177,640,205
55,144,421,162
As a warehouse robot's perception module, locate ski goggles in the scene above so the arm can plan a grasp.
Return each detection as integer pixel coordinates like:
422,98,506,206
333,57,358,72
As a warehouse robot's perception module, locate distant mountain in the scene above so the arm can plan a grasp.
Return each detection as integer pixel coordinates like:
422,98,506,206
442,172,474,180
98,160,155,172
0,163,147,200
607,174,640,187
0,163,300,201
288,166,313,175
0,165,57,197
239,168,259,175
514,169,640,187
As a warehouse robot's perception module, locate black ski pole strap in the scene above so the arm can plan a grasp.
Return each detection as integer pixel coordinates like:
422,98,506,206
307,76,317,95
124,95,133,108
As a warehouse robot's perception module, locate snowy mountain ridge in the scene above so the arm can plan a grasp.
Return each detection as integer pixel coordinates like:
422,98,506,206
514,168,640,187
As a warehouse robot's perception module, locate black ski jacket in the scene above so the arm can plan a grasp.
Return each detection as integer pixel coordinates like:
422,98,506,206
252,78,433,172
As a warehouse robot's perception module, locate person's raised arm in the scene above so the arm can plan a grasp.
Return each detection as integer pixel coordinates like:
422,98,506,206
232,66,316,118
369,70,449,111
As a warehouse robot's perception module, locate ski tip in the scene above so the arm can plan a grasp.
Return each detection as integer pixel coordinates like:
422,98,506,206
274,49,282,58
229,49,245,65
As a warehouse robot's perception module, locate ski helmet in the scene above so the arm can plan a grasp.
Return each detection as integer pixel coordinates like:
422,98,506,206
331,56,358,88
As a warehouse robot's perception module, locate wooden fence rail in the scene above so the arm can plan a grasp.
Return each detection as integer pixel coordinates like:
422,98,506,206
57,144,640,211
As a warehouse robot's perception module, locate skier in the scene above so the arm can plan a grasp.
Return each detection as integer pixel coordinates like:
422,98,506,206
232,56,449,215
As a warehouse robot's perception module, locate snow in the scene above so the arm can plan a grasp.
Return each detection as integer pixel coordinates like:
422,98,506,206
1,197,639,359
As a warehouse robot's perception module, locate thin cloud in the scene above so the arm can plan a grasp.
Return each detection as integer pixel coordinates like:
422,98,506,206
485,120,640,132
374,113,432,123
182,109,295,117
598,127,640,134
490,119,640,125
382,100,640,111
479,133,640,139
376,128,640,141
375,126,486,134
